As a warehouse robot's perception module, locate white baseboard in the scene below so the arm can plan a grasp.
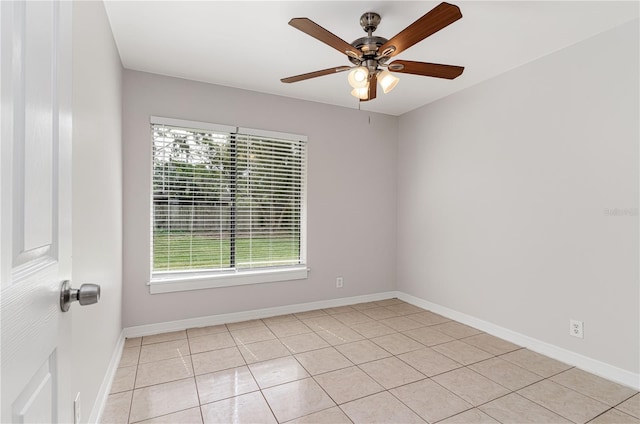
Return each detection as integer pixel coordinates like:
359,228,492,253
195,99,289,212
123,291,399,338
88,330,125,424
397,292,640,391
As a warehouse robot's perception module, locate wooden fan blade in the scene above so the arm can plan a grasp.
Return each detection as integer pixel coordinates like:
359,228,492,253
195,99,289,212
389,60,464,79
289,18,362,58
361,73,377,102
378,2,462,58
281,66,351,83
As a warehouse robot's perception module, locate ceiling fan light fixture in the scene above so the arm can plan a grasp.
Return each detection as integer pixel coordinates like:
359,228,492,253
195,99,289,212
378,70,399,94
348,66,369,88
351,86,369,100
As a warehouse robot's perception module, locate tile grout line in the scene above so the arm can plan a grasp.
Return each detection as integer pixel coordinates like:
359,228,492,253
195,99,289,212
386,385,475,424
257,389,279,423
187,341,203,424
303,362,343,421
430,407,492,424
129,332,195,423
489,375,614,424
610,392,640,411
125,342,142,424
548,370,639,408
436,356,584,423
585,406,618,424
242,360,279,423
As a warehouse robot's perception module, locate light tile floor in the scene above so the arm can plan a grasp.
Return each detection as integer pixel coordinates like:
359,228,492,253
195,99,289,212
102,299,639,424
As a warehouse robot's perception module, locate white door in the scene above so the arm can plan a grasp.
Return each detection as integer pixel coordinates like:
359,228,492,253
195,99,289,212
1,1,74,423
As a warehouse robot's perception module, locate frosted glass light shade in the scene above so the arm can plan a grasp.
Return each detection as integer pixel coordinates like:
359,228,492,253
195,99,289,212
378,70,399,94
351,86,369,100
348,67,369,88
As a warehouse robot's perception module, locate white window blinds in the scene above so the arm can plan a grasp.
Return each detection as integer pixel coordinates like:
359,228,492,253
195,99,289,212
151,119,306,278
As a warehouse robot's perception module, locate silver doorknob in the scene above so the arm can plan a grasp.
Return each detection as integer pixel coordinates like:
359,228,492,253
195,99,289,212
60,280,101,312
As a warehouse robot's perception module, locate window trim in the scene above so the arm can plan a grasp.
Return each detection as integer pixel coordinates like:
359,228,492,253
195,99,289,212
148,116,308,293
148,266,309,294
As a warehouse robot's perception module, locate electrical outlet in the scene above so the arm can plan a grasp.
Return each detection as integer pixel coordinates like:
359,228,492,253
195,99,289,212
74,392,81,424
336,277,343,288
569,319,584,338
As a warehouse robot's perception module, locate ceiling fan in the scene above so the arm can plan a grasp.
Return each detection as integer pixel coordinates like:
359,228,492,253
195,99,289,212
281,2,464,102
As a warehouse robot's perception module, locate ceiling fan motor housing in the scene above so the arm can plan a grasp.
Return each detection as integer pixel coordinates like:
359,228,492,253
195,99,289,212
349,12,390,68
349,36,388,64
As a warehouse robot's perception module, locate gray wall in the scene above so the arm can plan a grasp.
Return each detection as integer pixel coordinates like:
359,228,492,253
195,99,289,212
397,20,639,373
122,71,398,327
72,2,123,421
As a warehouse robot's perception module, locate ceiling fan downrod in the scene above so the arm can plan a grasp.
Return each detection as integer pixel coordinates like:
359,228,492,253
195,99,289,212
349,13,389,68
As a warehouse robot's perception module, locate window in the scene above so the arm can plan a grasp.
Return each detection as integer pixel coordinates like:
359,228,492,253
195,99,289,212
150,117,307,293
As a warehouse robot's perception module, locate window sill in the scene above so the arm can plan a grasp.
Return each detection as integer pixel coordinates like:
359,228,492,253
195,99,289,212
148,266,309,294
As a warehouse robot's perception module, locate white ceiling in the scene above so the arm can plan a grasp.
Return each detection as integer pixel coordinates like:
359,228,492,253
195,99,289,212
104,1,638,116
